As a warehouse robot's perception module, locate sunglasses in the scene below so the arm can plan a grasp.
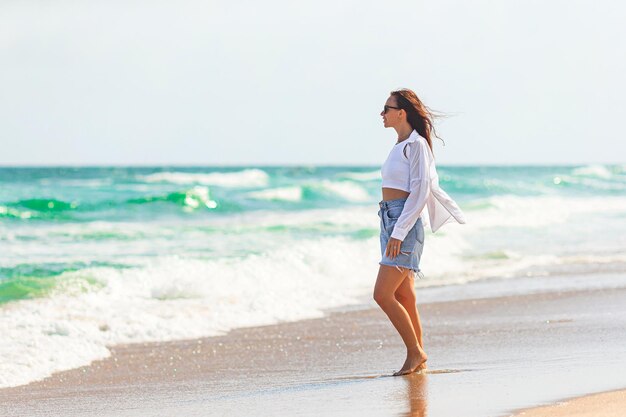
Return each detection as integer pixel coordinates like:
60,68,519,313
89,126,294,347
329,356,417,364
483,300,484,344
382,105,402,114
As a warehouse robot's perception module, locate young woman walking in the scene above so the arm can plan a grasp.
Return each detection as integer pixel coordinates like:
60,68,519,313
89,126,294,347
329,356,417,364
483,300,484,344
373,88,466,376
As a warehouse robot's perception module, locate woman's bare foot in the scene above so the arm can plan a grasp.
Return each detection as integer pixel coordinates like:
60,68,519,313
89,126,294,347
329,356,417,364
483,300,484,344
393,346,428,376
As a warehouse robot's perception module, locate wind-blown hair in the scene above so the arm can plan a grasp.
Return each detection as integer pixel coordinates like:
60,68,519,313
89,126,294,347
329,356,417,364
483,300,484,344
390,88,444,154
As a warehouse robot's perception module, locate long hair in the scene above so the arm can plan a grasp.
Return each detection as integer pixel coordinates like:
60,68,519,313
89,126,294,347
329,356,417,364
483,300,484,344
390,88,444,153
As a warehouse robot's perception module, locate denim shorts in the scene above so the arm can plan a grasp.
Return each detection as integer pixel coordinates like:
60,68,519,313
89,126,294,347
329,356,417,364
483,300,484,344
378,198,425,276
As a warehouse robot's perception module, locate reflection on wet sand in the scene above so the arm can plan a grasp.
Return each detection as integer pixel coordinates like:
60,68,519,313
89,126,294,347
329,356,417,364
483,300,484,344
400,372,428,417
396,368,468,416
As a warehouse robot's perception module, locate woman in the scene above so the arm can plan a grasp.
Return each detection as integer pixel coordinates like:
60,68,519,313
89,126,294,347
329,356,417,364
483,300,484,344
374,88,466,376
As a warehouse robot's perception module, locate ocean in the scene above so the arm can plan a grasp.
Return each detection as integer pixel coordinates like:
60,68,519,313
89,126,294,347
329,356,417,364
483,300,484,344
1,164,625,388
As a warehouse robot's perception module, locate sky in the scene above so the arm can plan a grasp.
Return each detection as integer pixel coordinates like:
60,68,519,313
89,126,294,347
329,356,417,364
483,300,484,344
1,0,624,166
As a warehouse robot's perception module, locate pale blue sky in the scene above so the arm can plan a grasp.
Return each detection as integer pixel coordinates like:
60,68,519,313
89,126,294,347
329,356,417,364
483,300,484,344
1,0,624,166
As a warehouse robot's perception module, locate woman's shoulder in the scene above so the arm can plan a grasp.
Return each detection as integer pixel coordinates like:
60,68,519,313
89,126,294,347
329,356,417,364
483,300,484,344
403,134,431,159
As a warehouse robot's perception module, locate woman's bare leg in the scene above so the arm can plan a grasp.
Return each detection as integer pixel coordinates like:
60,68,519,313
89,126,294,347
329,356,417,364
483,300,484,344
394,271,427,370
394,271,425,349
373,265,428,376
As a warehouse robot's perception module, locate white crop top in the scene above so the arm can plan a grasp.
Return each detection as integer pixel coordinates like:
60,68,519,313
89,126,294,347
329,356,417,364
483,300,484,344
380,130,466,241
381,139,412,192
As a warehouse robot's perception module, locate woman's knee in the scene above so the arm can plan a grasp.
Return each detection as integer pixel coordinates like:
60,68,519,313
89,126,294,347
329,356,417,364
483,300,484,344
373,265,408,306
395,290,416,304
373,288,394,306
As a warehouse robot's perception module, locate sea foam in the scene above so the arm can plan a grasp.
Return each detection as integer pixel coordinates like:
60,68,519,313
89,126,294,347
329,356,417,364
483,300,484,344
246,186,303,202
571,164,613,179
336,170,382,181
137,169,269,188
0,236,379,388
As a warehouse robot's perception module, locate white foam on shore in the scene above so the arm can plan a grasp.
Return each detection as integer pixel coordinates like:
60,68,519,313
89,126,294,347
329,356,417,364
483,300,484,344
0,237,379,388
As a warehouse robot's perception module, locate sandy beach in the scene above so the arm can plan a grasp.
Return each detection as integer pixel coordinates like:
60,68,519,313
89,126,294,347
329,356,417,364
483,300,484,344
511,388,626,417
1,271,625,417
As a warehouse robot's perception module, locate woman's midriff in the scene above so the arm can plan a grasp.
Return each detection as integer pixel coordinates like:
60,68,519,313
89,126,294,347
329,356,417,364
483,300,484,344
382,187,410,201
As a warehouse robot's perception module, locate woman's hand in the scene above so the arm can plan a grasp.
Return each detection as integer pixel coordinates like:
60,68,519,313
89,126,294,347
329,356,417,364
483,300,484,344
385,237,402,259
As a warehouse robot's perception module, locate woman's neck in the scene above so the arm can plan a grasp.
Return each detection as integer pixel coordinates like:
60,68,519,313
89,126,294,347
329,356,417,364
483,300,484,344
394,124,413,143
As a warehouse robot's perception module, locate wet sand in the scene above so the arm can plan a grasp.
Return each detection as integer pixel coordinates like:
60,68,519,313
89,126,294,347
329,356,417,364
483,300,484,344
1,272,626,417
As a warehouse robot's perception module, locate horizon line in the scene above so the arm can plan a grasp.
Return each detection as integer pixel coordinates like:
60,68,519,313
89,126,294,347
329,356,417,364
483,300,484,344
0,162,624,169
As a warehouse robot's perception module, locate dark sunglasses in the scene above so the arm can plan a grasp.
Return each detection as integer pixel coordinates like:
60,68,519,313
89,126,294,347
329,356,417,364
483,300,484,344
382,105,401,114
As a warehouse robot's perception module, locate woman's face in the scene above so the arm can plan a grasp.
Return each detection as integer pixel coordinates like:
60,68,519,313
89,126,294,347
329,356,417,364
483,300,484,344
380,95,403,128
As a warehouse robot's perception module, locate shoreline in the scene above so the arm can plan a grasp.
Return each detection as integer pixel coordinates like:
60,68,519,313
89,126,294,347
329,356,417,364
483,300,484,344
1,272,626,416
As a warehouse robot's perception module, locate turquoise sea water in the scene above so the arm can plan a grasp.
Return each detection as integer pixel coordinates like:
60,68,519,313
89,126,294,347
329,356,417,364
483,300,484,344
1,164,625,387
